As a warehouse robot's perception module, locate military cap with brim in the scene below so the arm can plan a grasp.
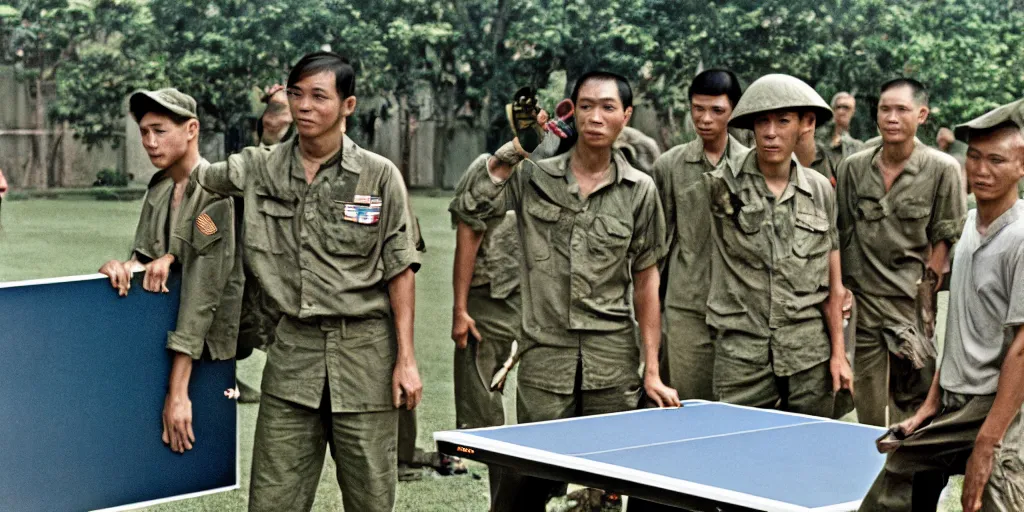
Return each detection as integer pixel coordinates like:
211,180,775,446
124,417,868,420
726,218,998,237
129,88,198,121
954,98,1024,142
728,73,833,131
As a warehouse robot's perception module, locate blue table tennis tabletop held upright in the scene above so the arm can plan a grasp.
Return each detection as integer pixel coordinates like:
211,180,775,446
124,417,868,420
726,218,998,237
434,400,887,511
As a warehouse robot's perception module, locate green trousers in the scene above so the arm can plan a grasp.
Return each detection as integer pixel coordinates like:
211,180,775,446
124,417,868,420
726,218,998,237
249,390,398,512
859,394,1024,511
453,289,520,504
853,294,935,427
714,345,834,418
454,289,520,430
661,307,715,400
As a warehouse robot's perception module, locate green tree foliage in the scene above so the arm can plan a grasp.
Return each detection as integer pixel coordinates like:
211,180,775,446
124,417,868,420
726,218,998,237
0,0,1020,148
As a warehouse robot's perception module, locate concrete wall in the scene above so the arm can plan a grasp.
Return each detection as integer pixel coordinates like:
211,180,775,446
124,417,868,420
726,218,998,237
0,66,120,189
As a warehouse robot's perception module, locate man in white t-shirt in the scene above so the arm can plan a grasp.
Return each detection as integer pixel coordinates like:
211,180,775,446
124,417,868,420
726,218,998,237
858,98,1024,512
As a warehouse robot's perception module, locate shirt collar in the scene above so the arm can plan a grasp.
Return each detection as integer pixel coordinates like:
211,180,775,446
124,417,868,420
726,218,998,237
871,139,926,176
736,149,813,195
683,133,743,165
979,199,1024,245
288,136,346,180
537,148,642,185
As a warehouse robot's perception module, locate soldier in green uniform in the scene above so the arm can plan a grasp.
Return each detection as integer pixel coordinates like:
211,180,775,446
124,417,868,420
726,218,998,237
188,52,423,512
654,69,745,400
450,71,678,511
858,98,1024,512
450,157,522,501
821,92,865,167
98,88,245,454
836,78,966,428
798,114,839,186
705,74,853,417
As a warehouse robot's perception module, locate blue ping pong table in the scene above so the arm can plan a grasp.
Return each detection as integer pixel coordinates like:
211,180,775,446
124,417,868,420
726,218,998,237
434,400,887,511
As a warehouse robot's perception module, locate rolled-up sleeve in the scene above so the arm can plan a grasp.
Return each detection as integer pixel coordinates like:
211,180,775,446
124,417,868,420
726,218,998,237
448,155,522,231
194,147,270,198
167,197,237,360
928,160,967,245
380,165,421,280
630,179,668,272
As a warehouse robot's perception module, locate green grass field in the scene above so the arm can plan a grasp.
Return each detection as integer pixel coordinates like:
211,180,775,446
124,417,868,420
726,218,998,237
0,196,962,511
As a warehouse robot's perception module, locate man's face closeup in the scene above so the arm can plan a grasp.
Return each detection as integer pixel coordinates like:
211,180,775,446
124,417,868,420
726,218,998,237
833,95,856,131
877,85,927,145
139,113,194,170
691,94,733,145
753,110,808,166
965,127,1024,203
288,71,344,139
0,169,8,199
575,78,632,150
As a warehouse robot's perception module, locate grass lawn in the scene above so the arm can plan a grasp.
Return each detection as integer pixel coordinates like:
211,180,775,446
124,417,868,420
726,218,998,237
0,196,962,511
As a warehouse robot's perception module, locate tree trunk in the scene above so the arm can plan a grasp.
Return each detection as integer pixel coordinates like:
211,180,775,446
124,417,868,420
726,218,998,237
62,121,72,187
35,76,49,190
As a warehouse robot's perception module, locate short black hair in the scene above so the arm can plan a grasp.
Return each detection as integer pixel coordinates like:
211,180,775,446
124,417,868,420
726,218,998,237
131,96,192,125
880,78,928,106
571,70,633,109
689,69,742,108
287,51,356,99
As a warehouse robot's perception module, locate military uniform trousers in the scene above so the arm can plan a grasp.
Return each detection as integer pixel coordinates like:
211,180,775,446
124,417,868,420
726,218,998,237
713,331,834,418
249,316,398,512
491,329,642,512
859,394,1024,511
661,306,715,401
854,294,936,427
454,287,521,430
453,287,521,503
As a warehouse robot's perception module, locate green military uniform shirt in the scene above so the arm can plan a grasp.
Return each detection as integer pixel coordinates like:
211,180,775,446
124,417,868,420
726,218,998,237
823,131,865,168
134,159,244,361
836,141,966,301
705,150,839,375
614,126,662,175
655,134,747,314
809,140,839,185
452,154,521,299
191,136,421,412
449,149,666,393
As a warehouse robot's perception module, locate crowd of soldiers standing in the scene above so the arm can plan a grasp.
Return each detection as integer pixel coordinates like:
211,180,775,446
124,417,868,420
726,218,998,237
2,48,1022,512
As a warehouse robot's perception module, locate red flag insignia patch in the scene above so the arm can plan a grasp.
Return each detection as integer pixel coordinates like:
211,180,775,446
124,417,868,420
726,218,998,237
196,213,218,236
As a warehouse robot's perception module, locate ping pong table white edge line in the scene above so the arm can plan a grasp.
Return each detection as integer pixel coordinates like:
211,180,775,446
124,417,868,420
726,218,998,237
568,420,827,457
434,430,820,512
89,484,241,512
459,400,715,433
810,500,864,512
0,272,108,289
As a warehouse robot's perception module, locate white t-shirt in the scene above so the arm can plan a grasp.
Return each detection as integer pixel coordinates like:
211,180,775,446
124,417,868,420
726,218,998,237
940,200,1024,396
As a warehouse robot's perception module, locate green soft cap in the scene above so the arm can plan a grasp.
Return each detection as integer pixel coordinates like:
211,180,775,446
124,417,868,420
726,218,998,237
129,88,198,122
954,98,1024,142
729,74,832,130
